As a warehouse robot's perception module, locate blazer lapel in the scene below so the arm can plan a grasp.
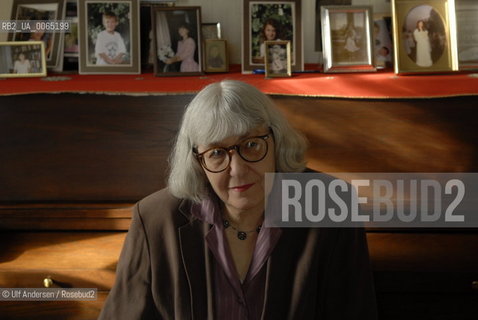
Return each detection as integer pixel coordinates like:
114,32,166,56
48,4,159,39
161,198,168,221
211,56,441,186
178,202,215,320
260,228,312,320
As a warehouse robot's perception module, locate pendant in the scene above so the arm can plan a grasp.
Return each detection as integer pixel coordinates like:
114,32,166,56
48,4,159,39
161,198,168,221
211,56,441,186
237,231,247,240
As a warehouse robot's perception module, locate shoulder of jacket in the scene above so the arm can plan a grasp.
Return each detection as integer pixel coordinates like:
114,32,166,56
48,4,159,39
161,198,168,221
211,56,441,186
136,187,192,225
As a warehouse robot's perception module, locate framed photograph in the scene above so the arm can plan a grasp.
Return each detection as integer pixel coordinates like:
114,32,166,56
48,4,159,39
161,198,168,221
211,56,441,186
201,22,221,40
321,6,376,73
456,0,478,70
391,0,459,74
0,41,47,78
64,0,79,58
264,40,291,77
78,0,140,74
374,17,393,69
242,0,303,73
204,39,228,72
315,0,352,52
9,0,66,69
152,6,203,76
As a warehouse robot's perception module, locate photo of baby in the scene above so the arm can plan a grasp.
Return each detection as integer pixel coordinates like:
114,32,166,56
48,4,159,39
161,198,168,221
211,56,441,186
264,40,291,77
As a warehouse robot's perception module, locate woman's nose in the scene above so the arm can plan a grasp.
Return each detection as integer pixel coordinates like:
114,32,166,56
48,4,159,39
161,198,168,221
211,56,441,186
228,150,248,176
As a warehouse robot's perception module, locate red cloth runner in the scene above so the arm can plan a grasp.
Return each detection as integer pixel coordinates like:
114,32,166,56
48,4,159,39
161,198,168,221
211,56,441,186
1,66,477,98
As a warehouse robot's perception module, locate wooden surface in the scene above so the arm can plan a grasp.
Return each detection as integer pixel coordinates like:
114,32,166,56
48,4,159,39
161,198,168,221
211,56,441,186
0,232,125,319
273,96,478,173
0,292,109,320
1,231,477,319
0,232,124,288
1,94,477,204
0,94,189,203
0,203,133,230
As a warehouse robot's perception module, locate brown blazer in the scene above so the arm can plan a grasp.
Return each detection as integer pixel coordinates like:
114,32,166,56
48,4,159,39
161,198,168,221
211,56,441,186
99,188,378,319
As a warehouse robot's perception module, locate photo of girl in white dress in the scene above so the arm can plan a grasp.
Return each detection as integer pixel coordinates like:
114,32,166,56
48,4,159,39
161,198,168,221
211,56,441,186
329,11,368,64
413,20,432,67
403,5,446,68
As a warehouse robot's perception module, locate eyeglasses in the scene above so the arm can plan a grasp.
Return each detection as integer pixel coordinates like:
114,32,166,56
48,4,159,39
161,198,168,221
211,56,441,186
193,130,273,173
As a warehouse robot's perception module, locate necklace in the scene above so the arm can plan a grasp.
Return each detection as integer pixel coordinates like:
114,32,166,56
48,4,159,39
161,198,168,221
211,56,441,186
223,219,262,240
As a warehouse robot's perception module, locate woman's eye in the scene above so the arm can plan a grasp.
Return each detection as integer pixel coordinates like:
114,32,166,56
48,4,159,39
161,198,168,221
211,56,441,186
245,140,258,148
208,149,226,158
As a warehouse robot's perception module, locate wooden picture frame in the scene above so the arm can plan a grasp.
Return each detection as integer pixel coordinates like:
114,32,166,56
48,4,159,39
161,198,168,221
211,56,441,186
455,0,478,70
201,22,221,40
204,39,228,72
391,0,458,74
242,0,303,73
264,40,291,77
321,5,376,73
152,6,203,76
78,0,140,74
0,41,47,78
9,0,66,70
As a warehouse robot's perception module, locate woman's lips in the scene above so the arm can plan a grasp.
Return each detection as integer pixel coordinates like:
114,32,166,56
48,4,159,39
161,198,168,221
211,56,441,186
231,183,254,192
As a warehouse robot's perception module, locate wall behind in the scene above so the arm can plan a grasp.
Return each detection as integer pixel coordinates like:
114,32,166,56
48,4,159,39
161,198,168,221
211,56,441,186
0,0,391,64
0,1,13,42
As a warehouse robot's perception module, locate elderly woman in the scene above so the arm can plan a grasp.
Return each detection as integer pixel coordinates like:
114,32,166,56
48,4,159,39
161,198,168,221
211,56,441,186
99,80,377,319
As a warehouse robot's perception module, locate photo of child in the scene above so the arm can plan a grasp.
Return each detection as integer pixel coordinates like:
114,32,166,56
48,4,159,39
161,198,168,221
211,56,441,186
164,24,199,72
264,41,291,77
329,11,368,65
153,7,202,75
0,43,45,77
259,18,281,60
86,2,132,66
268,44,287,73
373,19,392,69
402,5,446,68
13,52,32,73
250,3,295,65
95,11,127,65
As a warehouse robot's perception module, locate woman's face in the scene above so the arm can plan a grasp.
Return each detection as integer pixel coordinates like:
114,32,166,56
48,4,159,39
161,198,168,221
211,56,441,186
197,126,276,216
418,21,424,29
264,24,277,40
178,27,189,38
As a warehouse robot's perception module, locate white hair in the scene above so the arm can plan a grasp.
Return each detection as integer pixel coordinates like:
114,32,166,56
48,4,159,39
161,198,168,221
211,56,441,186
168,80,307,202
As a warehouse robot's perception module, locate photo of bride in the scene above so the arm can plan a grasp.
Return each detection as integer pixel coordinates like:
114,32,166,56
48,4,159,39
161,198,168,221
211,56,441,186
403,4,446,68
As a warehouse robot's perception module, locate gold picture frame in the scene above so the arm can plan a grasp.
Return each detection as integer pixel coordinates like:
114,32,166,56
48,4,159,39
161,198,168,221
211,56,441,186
264,40,291,77
391,0,458,74
204,39,228,73
0,41,47,78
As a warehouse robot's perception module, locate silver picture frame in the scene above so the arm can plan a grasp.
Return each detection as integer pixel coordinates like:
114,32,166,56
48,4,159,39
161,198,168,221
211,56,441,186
321,5,376,73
